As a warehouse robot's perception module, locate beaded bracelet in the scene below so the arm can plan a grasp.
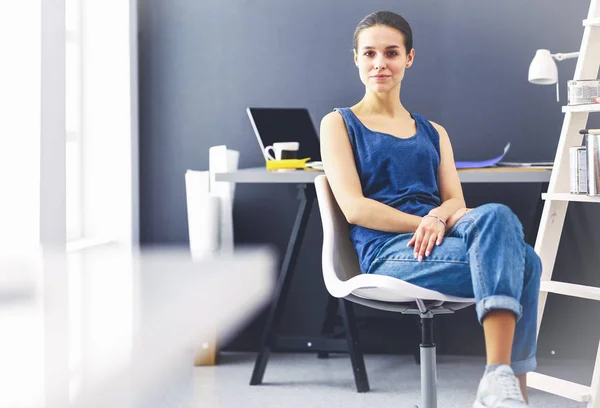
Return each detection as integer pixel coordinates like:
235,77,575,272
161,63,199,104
423,214,447,227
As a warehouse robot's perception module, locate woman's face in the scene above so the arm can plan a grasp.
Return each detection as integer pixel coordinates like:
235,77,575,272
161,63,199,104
354,25,414,93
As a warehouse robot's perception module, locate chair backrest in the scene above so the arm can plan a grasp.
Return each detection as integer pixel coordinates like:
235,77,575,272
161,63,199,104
314,175,362,297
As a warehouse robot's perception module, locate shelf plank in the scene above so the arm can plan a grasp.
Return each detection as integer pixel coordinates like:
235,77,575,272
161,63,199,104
542,193,600,203
583,17,600,26
540,281,600,301
563,104,600,113
527,372,591,402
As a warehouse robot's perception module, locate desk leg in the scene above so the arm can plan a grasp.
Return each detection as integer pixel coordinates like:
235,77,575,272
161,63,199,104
527,182,549,246
250,184,314,386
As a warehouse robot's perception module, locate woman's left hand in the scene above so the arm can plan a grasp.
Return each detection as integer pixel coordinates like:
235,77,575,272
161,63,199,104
446,207,472,230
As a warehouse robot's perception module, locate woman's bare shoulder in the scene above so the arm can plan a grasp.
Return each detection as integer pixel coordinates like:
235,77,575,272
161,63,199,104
320,110,346,133
321,110,344,123
427,120,449,139
427,120,445,131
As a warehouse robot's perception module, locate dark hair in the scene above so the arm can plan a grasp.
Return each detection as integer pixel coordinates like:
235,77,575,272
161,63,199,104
352,11,413,54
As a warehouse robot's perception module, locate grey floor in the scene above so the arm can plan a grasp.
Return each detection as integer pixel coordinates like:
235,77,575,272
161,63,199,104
193,352,591,408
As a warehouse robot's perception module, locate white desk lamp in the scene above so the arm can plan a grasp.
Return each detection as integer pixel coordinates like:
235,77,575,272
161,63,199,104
528,49,580,101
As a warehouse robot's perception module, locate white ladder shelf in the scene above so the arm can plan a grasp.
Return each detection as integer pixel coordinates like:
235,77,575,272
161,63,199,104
528,0,600,406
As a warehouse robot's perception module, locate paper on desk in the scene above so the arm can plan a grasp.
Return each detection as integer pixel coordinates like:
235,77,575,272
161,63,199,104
209,145,239,254
185,170,220,257
455,143,510,169
497,161,553,167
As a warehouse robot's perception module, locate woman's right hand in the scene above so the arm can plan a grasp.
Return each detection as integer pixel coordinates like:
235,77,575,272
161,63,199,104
446,207,472,230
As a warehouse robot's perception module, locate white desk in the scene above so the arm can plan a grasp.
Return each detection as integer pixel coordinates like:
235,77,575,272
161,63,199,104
215,166,551,184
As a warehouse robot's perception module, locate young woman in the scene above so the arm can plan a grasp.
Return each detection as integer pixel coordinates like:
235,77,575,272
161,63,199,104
320,11,542,408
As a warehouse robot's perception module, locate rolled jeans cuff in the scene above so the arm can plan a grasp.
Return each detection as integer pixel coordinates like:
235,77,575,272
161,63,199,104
475,295,523,324
511,356,537,375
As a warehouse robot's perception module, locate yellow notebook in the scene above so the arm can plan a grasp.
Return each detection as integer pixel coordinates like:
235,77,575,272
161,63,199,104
265,158,311,170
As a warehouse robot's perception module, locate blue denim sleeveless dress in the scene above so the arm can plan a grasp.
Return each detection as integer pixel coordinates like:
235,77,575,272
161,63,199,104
334,108,442,273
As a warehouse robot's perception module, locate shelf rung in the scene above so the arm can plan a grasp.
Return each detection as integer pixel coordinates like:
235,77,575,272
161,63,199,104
540,281,600,301
563,104,600,113
527,372,591,402
583,17,600,26
542,193,600,203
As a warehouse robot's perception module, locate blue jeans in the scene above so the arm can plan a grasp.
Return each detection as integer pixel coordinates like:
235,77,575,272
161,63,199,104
366,203,542,375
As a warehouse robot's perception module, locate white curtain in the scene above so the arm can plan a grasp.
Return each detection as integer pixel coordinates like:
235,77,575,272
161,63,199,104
0,2,67,407
0,1,138,406
81,0,139,245
0,1,43,250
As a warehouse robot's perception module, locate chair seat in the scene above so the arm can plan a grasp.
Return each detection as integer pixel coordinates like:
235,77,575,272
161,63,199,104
338,273,475,304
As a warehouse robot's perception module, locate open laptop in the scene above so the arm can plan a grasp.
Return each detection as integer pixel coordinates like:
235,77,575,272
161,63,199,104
246,107,322,168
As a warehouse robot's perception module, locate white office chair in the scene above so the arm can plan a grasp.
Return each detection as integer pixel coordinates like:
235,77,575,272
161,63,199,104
314,175,474,408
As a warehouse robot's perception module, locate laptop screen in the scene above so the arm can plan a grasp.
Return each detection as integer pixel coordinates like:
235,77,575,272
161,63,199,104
247,107,322,162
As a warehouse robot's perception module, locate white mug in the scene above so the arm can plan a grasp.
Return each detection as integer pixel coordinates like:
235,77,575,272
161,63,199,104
264,142,299,161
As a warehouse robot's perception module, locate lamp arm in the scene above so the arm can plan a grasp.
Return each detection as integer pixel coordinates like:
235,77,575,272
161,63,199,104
552,52,580,61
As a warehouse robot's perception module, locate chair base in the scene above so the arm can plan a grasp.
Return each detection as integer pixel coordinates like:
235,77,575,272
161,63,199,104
341,295,463,406
416,310,438,408
419,343,437,408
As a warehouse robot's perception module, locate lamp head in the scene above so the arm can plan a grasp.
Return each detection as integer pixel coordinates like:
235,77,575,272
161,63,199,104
528,49,558,85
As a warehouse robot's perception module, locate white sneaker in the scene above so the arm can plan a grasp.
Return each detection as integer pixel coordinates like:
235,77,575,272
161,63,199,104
473,364,528,407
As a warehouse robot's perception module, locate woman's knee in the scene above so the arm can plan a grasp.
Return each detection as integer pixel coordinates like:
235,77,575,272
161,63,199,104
476,203,522,228
525,244,542,281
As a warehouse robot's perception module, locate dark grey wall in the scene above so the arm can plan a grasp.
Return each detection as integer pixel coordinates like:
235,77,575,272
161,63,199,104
139,0,600,360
